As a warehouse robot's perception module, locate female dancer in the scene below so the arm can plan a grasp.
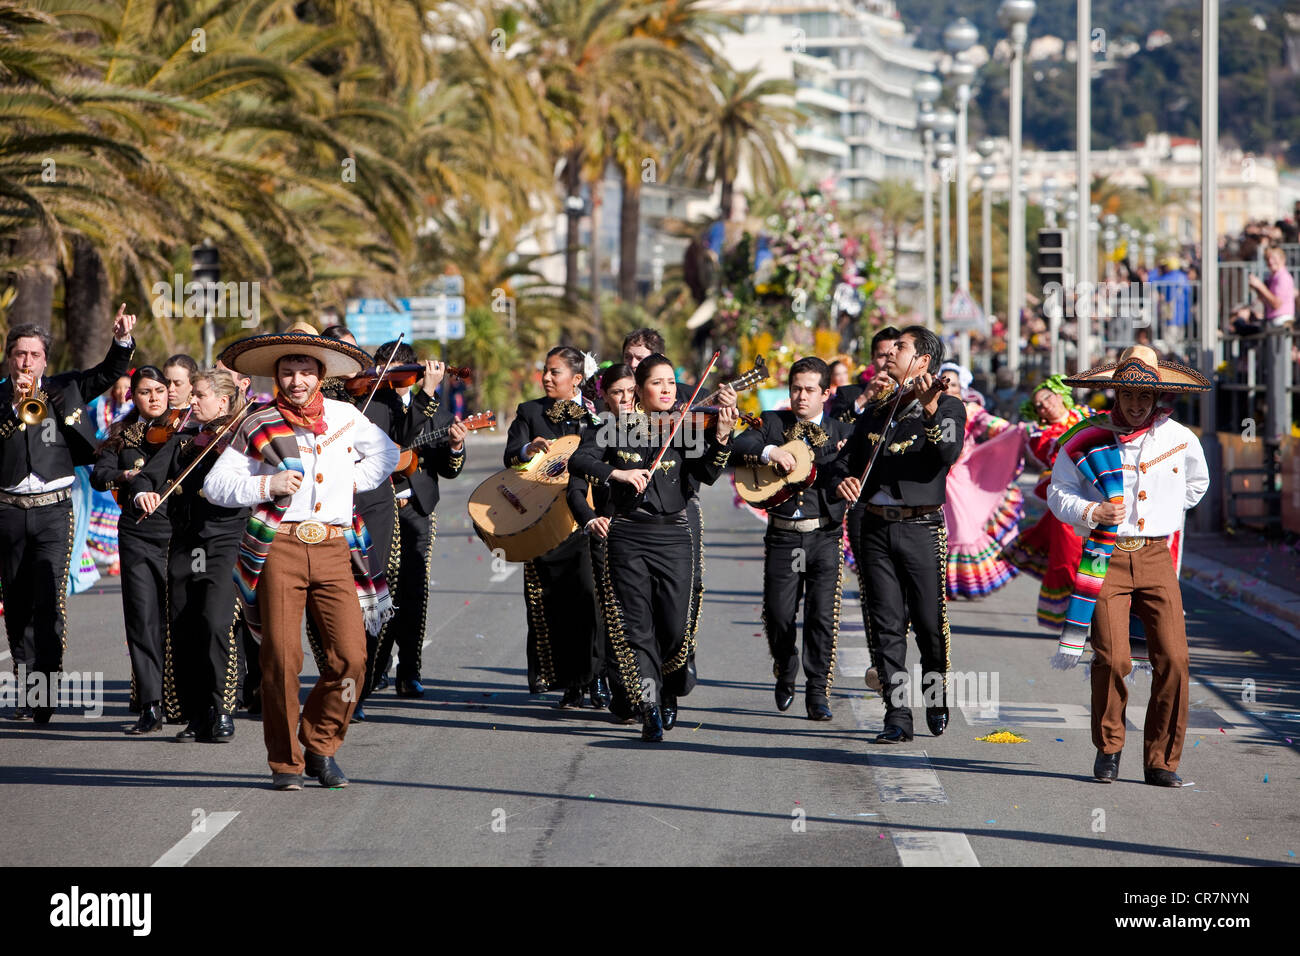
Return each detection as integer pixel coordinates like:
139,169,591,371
566,364,635,716
936,363,1027,598
1003,375,1093,628
569,354,737,741
136,370,249,741
504,346,602,707
91,366,176,734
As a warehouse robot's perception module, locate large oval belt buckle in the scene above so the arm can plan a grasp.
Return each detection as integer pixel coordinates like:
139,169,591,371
1115,536,1143,552
295,520,328,544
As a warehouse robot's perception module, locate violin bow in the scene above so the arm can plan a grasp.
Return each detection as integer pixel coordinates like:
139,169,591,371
358,332,405,418
136,400,256,522
853,355,919,501
642,350,721,484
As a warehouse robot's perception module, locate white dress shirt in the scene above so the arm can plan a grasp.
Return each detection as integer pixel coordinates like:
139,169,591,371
203,397,399,526
1048,416,1209,538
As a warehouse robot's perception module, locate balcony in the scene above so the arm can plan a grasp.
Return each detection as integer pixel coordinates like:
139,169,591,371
795,128,850,159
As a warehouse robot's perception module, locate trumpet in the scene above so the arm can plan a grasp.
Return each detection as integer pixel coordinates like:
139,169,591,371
15,380,48,426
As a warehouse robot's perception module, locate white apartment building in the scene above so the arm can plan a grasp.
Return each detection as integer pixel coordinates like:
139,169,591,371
712,0,938,317
980,133,1284,242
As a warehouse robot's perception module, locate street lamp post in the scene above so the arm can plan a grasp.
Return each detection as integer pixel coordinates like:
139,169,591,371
914,75,943,329
1076,0,1093,372
999,0,1035,383
943,19,979,298
933,109,957,317
978,138,996,325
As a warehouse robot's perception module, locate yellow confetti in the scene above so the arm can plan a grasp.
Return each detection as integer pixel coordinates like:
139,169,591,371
976,730,1029,743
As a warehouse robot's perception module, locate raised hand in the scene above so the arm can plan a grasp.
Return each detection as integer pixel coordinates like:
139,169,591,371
421,359,445,396
113,303,136,341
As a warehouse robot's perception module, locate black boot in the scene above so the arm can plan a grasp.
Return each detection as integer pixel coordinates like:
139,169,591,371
589,676,611,709
127,701,164,735
661,694,678,731
200,708,235,743
641,704,664,742
557,685,585,709
175,716,203,741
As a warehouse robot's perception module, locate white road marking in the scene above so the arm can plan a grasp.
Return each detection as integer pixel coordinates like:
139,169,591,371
151,811,239,867
891,831,980,866
0,649,10,661
869,751,949,803
489,565,518,583
959,701,1259,734
836,647,870,677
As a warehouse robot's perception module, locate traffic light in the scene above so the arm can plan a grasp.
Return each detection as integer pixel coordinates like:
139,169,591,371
1036,228,1067,288
192,239,220,285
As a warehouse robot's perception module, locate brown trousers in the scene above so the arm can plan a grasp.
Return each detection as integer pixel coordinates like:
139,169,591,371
1090,542,1190,772
259,535,366,774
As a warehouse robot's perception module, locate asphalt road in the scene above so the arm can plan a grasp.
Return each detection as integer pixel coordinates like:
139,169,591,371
3,436,1298,867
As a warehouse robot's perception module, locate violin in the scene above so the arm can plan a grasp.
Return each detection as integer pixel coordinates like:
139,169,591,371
343,363,473,396
144,407,193,446
676,405,763,431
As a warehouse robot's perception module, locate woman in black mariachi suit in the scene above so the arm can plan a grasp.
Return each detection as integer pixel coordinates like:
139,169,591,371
505,346,601,707
134,370,250,742
566,364,636,717
569,354,737,742
91,366,175,735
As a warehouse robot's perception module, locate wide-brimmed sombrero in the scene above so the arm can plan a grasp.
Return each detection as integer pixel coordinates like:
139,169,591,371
218,330,370,379
1063,345,1211,394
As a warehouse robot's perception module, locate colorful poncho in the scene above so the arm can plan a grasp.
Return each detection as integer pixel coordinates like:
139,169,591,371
1049,422,1124,669
230,402,393,642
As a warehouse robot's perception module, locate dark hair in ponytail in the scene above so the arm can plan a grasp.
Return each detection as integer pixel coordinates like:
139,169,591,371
546,345,585,379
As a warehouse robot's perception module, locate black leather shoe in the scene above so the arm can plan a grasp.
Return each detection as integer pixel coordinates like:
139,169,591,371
373,674,390,692
640,705,664,742
557,686,585,709
609,692,637,723
806,695,832,721
1144,767,1184,788
126,702,163,735
395,678,425,699
33,706,54,725
661,695,678,731
271,773,303,791
589,676,611,709
926,707,949,737
775,680,795,712
201,713,235,743
874,725,913,744
175,719,202,741
243,686,261,715
305,751,349,788
11,705,33,720
1094,750,1121,783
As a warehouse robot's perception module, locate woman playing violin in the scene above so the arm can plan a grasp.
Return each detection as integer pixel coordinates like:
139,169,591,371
134,370,250,742
91,366,176,734
568,354,737,742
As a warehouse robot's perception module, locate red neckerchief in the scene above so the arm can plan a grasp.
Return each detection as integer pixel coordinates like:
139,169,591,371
276,388,327,435
1108,402,1170,443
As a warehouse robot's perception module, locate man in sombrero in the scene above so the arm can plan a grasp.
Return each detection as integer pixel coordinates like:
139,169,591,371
204,330,399,790
1046,345,1211,787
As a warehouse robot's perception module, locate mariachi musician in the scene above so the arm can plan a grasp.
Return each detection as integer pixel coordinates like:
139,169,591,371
134,370,250,742
503,346,602,709
1,310,135,723
831,326,966,744
370,340,468,699
568,353,737,742
91,365,179,735
732,356,852,721
566,363,637,717
318,324,435,718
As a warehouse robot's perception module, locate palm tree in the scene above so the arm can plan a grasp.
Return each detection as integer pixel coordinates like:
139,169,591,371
858,178,923,273
673,63,798,224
